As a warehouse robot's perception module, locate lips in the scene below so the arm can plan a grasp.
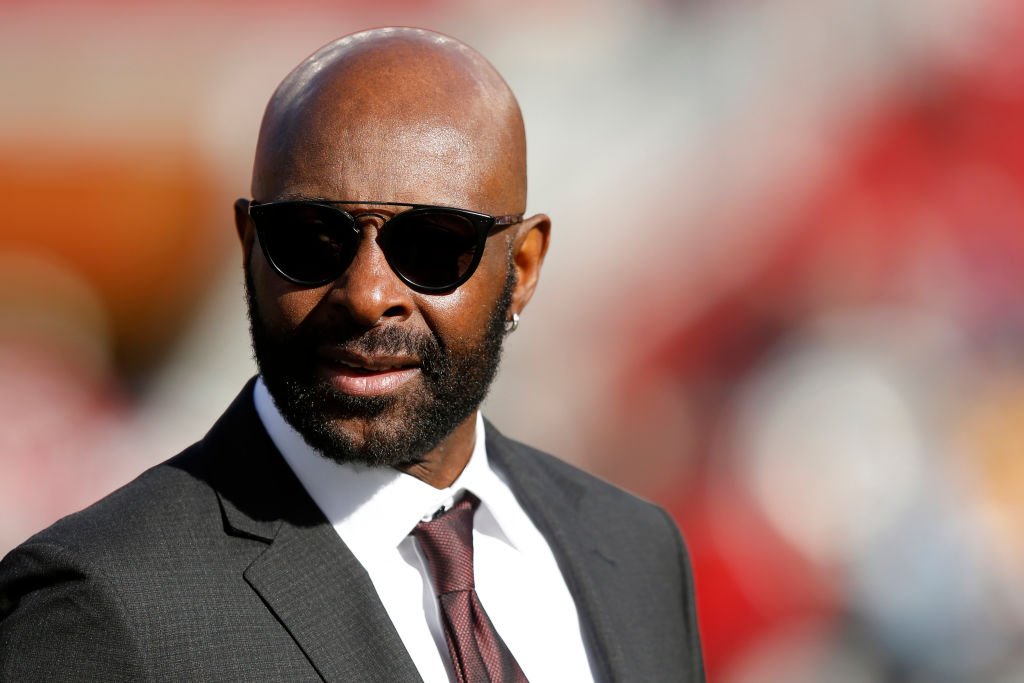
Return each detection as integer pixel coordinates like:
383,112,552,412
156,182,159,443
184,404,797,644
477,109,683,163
318,349,421,396
332,357,415,373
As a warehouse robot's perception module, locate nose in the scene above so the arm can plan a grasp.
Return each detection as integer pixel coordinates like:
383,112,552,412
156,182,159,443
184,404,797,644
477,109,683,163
325,219,413,327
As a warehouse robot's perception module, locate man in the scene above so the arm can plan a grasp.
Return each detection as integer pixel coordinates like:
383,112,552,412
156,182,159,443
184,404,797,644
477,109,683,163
0,28,703,682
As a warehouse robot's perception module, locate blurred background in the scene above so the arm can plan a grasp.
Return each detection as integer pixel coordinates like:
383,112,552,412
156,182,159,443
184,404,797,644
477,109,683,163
3,0,1024,680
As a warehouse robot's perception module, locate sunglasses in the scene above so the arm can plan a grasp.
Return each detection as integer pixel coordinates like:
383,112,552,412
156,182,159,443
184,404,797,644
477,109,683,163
248,199,522,293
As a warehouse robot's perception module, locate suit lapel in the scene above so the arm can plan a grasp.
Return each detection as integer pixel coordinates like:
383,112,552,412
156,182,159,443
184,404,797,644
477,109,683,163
205,381,421,683
242,518,421,682
485,423,629,682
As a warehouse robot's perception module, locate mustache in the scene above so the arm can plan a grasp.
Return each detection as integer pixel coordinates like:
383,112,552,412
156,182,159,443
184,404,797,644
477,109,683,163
293,322,444,364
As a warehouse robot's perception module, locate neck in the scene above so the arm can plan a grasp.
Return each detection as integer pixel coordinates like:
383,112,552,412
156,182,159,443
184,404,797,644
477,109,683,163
395,412,478,489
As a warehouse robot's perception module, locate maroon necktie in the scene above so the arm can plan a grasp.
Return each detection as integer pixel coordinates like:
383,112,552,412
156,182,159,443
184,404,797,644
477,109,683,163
413,493,529,683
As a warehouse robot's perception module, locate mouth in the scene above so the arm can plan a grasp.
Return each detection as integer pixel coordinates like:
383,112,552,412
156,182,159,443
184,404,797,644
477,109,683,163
318,350,421,396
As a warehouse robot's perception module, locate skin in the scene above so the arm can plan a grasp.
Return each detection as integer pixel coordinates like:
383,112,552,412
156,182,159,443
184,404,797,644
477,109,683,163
233,28,550,488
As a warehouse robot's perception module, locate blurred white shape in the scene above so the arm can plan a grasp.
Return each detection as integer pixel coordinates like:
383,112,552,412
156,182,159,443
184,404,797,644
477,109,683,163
731,309,936,566
850,490,1013,680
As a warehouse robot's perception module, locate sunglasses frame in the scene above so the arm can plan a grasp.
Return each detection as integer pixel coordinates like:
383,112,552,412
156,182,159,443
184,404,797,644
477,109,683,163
248,199,523,293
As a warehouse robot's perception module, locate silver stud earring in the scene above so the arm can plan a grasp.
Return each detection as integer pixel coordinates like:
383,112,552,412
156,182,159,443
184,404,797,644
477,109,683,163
504,312,520,334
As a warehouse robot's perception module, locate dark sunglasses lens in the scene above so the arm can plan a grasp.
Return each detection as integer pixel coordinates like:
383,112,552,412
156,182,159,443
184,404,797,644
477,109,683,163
255,203,357,284
385,210,481,289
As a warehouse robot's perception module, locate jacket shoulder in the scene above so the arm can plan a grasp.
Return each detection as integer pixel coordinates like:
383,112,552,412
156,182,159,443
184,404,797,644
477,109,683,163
0,443,219,680
10,442,218,562
485,424,705,681
487,426,668,522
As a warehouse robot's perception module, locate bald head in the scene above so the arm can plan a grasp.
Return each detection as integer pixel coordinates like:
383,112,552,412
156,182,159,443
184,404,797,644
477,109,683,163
252,28,527,214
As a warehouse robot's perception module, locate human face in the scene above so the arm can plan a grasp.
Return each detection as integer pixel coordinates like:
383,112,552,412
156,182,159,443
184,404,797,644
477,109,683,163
238,122,524,469
243,244,514,468
237,37,547,475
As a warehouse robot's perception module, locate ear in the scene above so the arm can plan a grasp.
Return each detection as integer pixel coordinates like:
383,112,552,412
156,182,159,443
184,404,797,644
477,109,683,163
233,198,255,263
509,213,551,315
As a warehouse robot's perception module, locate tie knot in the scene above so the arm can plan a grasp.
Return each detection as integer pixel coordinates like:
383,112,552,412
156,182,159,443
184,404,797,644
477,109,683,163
413,493,478,594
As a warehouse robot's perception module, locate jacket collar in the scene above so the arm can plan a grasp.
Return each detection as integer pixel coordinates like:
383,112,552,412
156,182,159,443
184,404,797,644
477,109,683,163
484,421,628,681
201,379,421,682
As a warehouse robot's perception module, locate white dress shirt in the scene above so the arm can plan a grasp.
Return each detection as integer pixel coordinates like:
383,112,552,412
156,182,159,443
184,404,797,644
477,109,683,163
253,379,596,682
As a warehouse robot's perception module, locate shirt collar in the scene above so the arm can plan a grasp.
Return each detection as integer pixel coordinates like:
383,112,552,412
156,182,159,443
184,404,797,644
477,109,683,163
252,378,517,564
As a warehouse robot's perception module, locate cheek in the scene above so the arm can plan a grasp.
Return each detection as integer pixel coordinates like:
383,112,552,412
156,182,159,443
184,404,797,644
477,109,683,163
415,288,473,343
416,248,508,345
251,255,327,332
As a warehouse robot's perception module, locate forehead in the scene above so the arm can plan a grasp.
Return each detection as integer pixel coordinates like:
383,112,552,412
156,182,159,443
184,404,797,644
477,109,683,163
264,116,498,210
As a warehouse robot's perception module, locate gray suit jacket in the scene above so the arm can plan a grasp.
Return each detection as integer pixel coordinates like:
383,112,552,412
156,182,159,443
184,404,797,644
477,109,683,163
0,381,703,681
